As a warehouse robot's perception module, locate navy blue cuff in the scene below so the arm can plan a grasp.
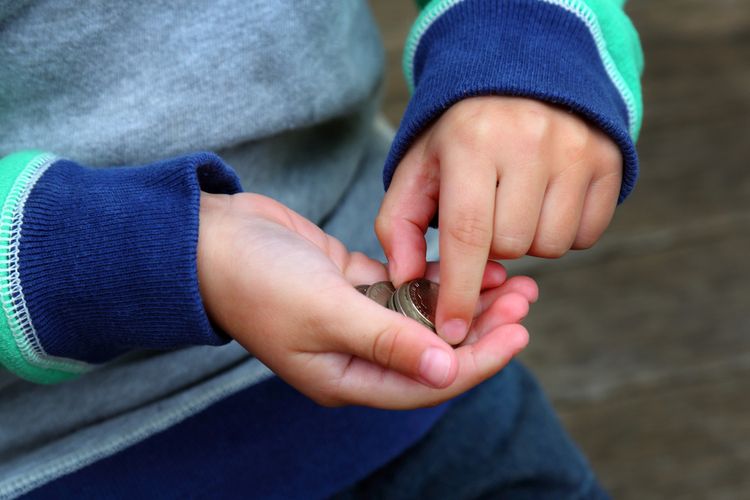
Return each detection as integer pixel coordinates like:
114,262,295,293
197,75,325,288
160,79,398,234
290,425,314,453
384,0,638,209
18,153,242,364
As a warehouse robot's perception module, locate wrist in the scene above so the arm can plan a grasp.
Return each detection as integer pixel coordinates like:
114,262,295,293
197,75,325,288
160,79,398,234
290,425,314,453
197,192,232,330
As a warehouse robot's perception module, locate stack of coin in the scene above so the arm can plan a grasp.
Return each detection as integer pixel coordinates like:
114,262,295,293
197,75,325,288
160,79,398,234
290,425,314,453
355,279,439,333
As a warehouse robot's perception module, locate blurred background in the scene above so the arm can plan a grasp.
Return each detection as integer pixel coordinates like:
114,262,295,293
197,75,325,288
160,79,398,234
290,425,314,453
368,1,750,498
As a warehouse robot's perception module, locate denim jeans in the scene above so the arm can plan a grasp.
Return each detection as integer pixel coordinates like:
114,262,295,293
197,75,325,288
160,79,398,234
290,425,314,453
330,360,611,500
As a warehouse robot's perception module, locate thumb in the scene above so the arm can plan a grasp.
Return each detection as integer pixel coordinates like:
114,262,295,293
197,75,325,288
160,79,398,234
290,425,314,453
328,290,459,389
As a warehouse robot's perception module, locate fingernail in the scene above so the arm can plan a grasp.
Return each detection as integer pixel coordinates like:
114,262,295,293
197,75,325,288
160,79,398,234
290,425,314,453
388,258,397,282
418,348,451,388
440,319,468,344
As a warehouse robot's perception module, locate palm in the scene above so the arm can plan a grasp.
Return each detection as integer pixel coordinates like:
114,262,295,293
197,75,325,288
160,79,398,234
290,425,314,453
198,192,537,409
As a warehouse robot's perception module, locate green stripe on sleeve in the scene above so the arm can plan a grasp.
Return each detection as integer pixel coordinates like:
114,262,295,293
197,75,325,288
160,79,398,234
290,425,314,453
0,151,90,383
577,0,644,139
403,0,461,93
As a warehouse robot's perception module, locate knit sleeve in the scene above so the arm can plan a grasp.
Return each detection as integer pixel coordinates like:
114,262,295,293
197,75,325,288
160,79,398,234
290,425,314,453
386,0,644,203
0,151,242,383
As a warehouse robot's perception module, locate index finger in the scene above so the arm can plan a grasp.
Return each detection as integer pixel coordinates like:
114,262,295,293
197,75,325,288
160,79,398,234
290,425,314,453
436,145,497,344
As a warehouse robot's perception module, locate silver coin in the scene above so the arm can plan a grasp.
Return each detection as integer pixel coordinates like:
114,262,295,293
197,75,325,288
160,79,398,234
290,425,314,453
387,287,401,314
406,279,438,330
393,279,438,332
366,281,396,308
393,282,409,316
358,279,439,334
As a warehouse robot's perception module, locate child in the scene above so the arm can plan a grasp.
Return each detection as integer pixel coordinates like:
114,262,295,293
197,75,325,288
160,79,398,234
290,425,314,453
0,0,642,498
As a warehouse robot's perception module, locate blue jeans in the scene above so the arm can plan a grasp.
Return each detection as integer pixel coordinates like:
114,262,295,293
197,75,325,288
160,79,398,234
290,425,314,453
330,360,610,500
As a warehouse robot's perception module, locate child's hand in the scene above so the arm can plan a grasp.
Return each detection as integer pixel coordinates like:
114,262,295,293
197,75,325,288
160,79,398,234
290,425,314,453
376,96,622,345
197,192,537,409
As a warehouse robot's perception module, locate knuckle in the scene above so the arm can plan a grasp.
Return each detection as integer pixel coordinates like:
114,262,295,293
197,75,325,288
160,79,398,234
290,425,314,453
514,109,553,155
491,234,530,260
561,122,591,164
590,169,623,204
573,233,598,250
596,131,624,169
445,106,498,154
573,222,606,250
530,239,570,259
447,214,492,252
371,322,400,370
374,213,394,238
452,126,494,157
585,129,623,181
598,158,624,187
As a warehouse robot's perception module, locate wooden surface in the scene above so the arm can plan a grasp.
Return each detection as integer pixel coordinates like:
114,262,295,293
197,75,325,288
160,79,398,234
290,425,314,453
367,1,750,498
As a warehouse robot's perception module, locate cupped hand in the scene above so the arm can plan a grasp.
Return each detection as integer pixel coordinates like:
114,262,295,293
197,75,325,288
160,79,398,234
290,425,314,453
376,95,622,345
197,192,536,409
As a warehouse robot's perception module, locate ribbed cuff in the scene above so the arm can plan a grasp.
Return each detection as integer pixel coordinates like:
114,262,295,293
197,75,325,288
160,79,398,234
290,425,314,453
385,0,639,205
1,152,241,381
